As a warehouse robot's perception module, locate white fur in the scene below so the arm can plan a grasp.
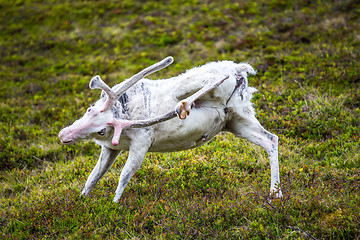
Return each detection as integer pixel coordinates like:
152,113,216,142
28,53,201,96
59,59,282,202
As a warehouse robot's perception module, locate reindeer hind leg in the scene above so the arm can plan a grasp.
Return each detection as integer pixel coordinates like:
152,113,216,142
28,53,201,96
227,115,282,198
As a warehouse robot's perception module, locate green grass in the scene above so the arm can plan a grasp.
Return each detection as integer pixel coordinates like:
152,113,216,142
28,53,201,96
1,0,359,239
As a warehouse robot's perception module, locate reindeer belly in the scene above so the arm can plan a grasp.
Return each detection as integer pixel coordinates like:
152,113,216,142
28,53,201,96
148,106,226,152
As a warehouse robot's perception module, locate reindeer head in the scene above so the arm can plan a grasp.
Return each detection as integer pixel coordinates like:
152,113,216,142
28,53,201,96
59,56,174,146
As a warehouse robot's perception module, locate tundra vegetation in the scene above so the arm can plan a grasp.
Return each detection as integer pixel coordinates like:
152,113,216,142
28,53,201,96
0,0,359,239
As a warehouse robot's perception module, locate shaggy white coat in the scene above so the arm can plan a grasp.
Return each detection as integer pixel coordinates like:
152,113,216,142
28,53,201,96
59,59,282,202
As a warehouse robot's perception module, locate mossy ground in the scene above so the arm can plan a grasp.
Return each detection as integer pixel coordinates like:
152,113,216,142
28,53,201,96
1,0,359,239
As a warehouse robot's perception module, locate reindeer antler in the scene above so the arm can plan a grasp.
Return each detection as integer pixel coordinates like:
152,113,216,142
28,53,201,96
108,74,230,146
88,57,228,147
89,75,118,112
89,56,174,112
113,56,174,96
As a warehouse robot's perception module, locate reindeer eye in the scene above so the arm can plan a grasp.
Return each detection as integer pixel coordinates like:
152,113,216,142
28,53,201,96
87,108,92,112
97,128,106,136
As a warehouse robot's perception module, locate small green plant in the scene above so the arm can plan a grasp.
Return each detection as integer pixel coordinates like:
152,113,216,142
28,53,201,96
1,0,359,239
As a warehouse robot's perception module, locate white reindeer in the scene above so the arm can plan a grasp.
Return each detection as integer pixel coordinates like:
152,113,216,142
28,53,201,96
59,57,282,202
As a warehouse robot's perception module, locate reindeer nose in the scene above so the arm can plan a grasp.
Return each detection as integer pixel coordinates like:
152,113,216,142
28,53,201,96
58,129,66,142
58,128,72,144
58,128,65,140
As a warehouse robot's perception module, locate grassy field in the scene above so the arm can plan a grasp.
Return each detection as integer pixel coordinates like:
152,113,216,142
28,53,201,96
1,0,359,239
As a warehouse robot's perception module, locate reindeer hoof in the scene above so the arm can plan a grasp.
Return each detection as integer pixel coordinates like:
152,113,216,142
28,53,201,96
271,189,283,199
113,196,120,203
175,101,192,119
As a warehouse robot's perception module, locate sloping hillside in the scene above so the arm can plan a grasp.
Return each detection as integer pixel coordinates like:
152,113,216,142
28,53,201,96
1,0,359,238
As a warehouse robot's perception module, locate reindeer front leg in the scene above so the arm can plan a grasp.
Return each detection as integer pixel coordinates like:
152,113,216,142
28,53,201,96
81,146,121,196
175,75,229,119
113,137,151,203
